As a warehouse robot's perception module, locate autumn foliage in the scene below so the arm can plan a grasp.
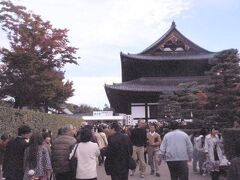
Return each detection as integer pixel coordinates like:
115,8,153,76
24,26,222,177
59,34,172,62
0,1,79,112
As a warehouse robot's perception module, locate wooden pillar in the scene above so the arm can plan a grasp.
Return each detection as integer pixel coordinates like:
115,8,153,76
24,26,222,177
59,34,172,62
145,102,148,123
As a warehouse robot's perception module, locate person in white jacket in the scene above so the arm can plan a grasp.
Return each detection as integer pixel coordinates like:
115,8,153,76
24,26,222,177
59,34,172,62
194,128,207,175
70,128,100,180
204,127,228,180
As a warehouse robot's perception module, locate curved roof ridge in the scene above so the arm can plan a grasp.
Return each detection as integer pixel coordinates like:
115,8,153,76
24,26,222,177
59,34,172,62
140,22,176,54
138,21,213,55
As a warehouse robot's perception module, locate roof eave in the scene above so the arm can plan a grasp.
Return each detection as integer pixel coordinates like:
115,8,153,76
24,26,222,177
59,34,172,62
137,22,213,55
120,52,217,61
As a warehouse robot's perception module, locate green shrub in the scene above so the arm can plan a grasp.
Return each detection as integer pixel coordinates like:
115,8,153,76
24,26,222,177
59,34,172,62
222,128,240,160
182,128,200,135
0,106,82,136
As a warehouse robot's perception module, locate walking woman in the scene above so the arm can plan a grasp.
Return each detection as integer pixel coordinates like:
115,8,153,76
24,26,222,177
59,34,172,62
195,128,207,175
70,128,100,180
23,133,52,180
204,127,228,180
95,127,108,166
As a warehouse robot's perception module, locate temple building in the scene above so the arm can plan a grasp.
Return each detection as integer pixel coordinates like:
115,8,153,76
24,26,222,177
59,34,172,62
105,22,216,122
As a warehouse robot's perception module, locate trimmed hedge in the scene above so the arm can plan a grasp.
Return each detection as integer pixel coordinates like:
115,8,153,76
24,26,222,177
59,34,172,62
0,106,82,136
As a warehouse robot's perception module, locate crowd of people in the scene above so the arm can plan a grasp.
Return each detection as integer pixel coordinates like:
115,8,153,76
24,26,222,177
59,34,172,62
0,120,240,180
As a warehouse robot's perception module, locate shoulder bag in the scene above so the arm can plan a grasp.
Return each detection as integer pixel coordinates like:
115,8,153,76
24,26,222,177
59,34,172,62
70,143,79,177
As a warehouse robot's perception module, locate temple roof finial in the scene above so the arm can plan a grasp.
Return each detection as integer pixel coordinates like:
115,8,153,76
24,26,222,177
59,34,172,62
171,21,176,28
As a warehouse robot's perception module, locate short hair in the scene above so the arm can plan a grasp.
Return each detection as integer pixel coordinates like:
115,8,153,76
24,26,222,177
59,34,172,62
1,133,9,141
18,125,31,136
199,128,207,136
30,133,44,145
97,127,103,133
210,126,220,132
149,124,155,128
84,125,93,130
169,121,179,130
57,128,63,135
109,122,121,132
80,128,92,142
42,132,51,140
138,119,145,124
62,124,74,134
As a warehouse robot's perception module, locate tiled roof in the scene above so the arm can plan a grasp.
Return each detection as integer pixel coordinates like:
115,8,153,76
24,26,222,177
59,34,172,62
121,52,216,61
105,76,209,92
140,21,212,55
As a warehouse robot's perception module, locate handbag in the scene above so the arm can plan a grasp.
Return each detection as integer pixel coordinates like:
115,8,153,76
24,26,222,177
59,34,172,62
70,143,79,177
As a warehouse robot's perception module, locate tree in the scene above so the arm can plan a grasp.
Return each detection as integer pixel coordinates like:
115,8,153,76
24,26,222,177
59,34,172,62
175,82,211,128
158,92,182,121
65,103,100,114
177,82,208,119
205,49,240,127
0,1,78,111
103,104,113,111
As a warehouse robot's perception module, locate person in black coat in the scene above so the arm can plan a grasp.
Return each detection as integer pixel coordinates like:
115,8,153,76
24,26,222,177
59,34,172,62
3,125,32,180
104,122,133,180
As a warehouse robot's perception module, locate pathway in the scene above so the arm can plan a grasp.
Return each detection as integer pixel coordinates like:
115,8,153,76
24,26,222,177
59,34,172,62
97,161,212,180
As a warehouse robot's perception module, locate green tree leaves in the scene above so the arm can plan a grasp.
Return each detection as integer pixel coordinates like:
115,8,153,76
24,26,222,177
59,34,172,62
0,1,78,112
157,49,240,128
205,49,240,127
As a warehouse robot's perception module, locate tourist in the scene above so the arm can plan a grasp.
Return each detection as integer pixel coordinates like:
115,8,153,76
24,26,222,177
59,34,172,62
69,128,100,180
23,133,52,180
104,122,133,180
52,124,77,180
0,133,10,180
195,128,207,175
227,139,240,180
233,120,240,128
190,131,198,173
95,127,108,165
3,125,32,180
204,127,229,180
130,119,147,178
160,121,193,180
102,125,110,139
42,132,52,155
146,124,161,177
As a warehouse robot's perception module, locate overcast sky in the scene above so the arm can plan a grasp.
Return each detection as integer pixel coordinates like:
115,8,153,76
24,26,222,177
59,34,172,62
1,0,240,108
